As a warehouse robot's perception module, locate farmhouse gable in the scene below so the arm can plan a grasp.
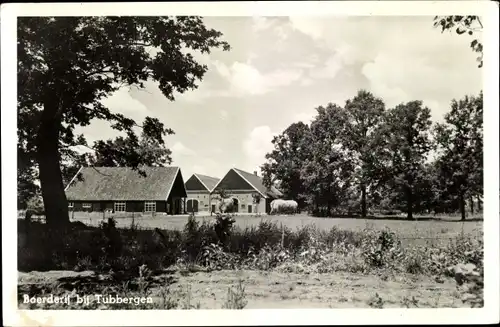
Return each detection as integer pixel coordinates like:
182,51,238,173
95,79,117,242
212,168,283,199
185,173,219,192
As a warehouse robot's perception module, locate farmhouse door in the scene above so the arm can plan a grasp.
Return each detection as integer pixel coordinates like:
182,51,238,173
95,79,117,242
211,204,216,213
248,205,252,213
187,199,199,213
233,198,239,213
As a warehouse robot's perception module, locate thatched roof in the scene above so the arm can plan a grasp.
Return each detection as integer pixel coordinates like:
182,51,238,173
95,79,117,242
232,168,283,198
65,166,185,201
194,173,219,192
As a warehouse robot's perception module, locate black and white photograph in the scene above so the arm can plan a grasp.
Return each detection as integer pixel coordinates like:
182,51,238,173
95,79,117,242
2,1,499,326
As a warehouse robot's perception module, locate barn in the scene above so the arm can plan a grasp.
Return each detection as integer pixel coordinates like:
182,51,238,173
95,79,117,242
64,166,187,215
212,168,282,214
183,173,220,215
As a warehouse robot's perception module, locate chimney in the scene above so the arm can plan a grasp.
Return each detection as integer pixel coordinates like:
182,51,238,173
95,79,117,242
254,171,258,176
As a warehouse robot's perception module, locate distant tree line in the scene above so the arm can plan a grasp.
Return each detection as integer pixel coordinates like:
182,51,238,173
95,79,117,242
261,90,483,221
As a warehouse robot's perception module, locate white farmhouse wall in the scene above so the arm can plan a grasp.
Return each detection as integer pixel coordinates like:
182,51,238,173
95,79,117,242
221,190,267,214
185,191,214,215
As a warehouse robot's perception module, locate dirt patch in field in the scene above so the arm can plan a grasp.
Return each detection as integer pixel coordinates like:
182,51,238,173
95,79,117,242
18,269,466,309
159,270,465,308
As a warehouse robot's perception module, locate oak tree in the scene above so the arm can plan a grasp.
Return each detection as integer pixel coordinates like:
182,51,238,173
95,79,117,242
300,104,354,216
18,16,230,227
434,92,483,220
383,101,433,220
261,121,311,209
342,90,386,217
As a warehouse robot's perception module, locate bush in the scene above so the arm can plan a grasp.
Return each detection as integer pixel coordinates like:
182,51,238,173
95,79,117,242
361,229,403,269
213,213,236,248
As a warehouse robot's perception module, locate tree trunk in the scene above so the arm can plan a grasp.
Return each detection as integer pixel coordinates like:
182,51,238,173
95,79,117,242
469,196,474,214
361,183,367,218
37,113,70,228
477,195,482,211
459,193,466,221
406,186,414,220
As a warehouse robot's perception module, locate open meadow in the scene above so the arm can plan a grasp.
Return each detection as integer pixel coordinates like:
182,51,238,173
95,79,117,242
64,212,483,247
18,212,484,309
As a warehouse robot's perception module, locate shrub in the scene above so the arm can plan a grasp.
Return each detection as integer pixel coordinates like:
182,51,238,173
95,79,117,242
361,229,403,269
200,243,238,270
213,213,236,248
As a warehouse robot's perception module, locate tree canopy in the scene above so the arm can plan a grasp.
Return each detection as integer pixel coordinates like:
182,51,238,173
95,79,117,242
261,121,311,209
18,16,230,226
434,92,483,220
342,90,386,217
261,90,483,220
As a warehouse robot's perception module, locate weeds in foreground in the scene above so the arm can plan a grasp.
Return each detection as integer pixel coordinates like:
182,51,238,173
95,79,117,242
368,293,385,308
401,295,420,308
18,214,484,309
222,279,248,309
181,285,201,309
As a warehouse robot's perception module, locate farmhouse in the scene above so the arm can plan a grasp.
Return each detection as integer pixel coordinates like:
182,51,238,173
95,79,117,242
183,173,220,215
212,168,282,214
64,166,187,215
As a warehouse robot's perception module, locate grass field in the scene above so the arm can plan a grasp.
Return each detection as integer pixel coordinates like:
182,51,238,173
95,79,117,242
65,212,483,247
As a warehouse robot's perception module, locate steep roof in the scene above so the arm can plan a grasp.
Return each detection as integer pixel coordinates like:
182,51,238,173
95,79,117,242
232,168,283,198
65,166,185,201
194,173,219,192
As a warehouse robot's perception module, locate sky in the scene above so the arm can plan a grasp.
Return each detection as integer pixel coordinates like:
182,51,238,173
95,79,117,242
75,16,483,181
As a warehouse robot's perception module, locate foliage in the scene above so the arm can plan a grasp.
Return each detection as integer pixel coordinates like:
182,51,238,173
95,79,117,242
222,280,248,309
434,92,483,220
26,195,45,215
361,229,403,268
380,101,434,219
19,215,484,309
261,122,311,209
18,16,230,226
258,85,483,218
300,103,355,215
213,213,236,247
433,16,483,68
342,90,386,217
17,161,40,209
91,130,174,168
252,193,262,215
368,293,385,308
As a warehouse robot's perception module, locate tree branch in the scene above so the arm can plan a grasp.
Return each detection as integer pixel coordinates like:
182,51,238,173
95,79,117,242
83,68,114,78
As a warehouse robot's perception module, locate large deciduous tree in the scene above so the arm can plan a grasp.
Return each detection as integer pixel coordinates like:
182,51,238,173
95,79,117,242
342,90,386,217
18,16,230,227
433,16,483,68
383,101,433,220
434,92,483,220
261,121,311,209
301,104,354,216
